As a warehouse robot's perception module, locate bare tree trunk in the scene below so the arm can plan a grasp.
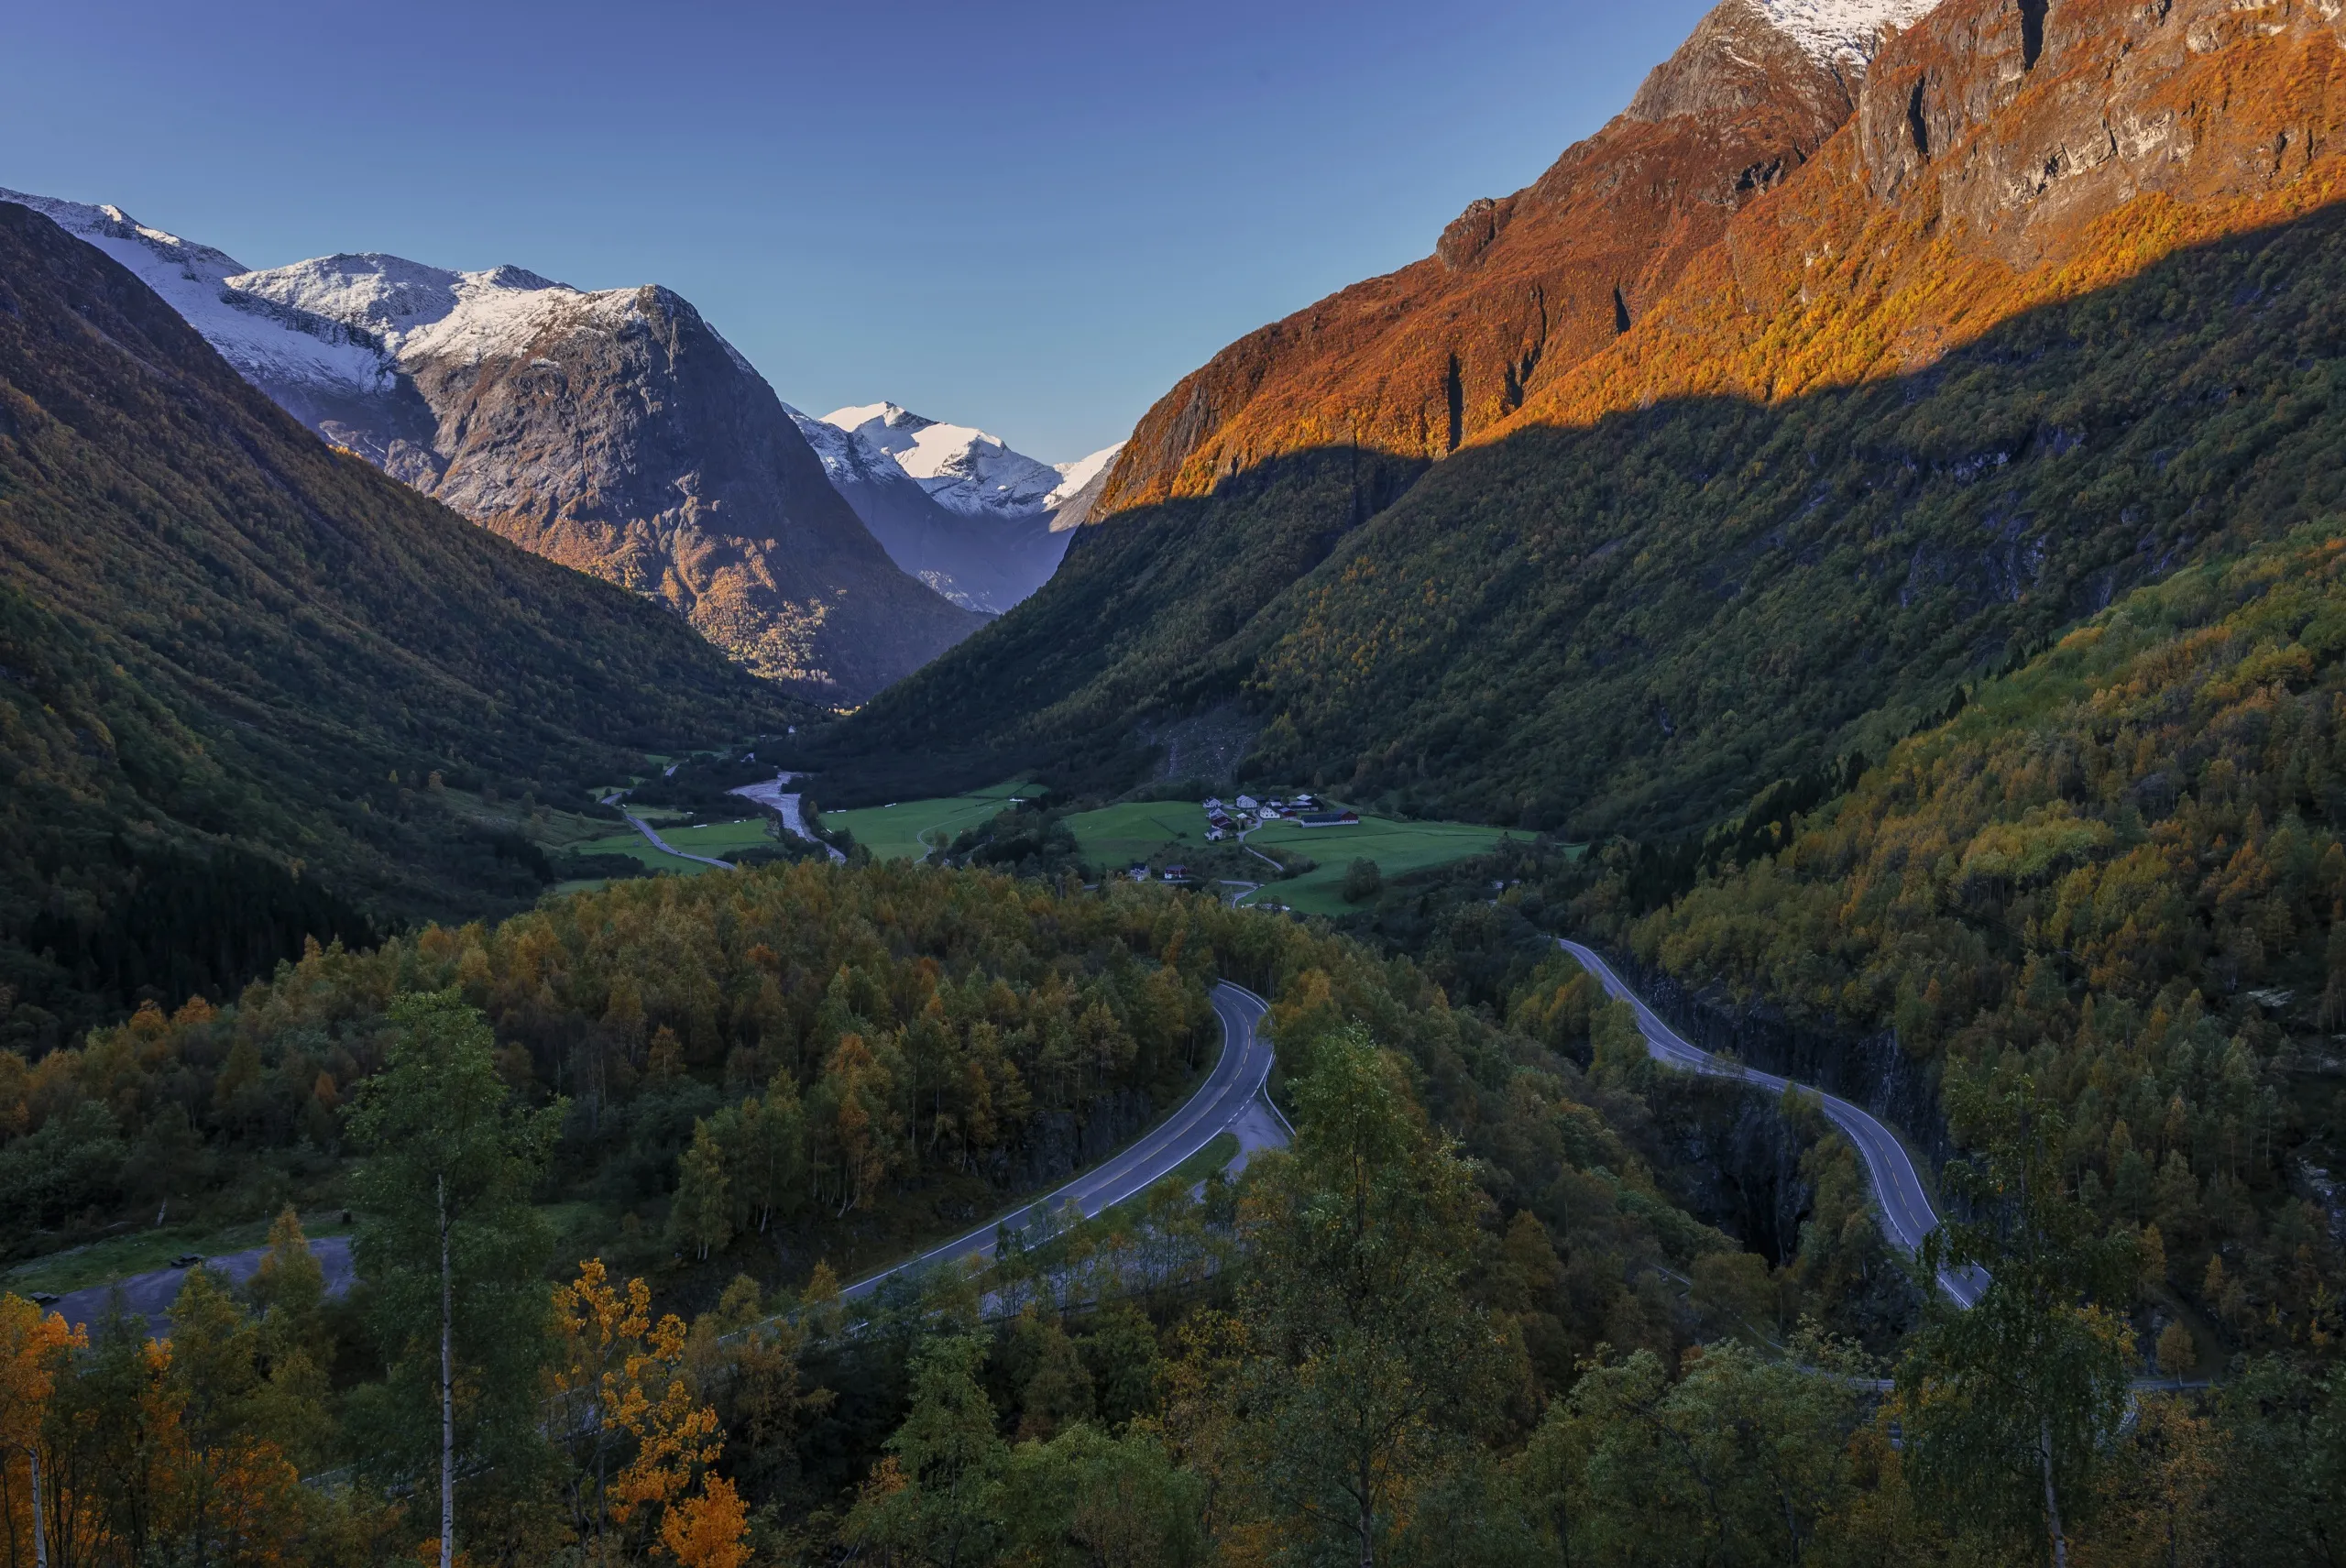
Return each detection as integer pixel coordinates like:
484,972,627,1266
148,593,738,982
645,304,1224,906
2039,1415,2069,1568
27,1448,47,1568
441,1173,455,1568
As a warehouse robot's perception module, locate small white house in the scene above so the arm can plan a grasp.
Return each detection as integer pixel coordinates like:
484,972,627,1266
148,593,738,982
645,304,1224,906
1206,827,1226,842
1234,795,1259,811
1203,796,1223,812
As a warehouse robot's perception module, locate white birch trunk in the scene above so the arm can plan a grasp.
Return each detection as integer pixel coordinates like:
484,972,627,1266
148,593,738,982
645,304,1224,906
2039,1415,2069,1568
27,1447,47,1568
441,1173,455,1568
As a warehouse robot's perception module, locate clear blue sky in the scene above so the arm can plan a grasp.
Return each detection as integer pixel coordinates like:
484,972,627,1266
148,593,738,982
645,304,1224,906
6,0,1712,462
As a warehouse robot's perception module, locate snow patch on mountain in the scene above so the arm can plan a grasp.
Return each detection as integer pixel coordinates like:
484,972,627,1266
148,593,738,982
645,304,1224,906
0,188,393,394
227,254,668,372
1047,444,1123,510
787,403,923,492
1751,0,1941,68
822,402,1066,520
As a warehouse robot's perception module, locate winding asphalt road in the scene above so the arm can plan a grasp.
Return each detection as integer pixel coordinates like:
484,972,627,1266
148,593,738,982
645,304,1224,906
843,981,1277,1300
1558,940,1988,1308
48,1234,358,1338
619,808,735,870
599,789,736,871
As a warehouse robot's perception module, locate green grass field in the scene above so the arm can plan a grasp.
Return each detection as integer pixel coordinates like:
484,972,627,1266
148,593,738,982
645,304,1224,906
1239,815,1521,913
822,781,1036,861
660,819,779,856
573,817,778,873
573,829,717,874
1062,801,1219,867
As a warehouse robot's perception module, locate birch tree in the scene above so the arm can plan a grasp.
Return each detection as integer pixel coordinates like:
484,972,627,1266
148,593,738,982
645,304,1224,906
348,991,561,1568
1898,1066,2132,1567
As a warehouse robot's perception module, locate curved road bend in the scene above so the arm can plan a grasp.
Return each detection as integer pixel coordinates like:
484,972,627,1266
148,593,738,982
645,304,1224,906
598,789,736,871
844,981,1277,1301
619,809,735,870
1557,940,1988,1308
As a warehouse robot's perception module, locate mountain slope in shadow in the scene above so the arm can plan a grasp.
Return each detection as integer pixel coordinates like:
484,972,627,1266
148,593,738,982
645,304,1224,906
0,200,797,1046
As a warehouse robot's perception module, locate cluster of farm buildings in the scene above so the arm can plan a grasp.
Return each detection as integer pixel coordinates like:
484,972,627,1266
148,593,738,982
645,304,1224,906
1202,793,1358,841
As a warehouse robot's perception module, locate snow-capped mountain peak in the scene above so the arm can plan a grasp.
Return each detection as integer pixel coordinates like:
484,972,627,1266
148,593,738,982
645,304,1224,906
222,254,675,375
1750,0,1942,69
821,402,1066,520
222,254,568,348
1047,444,1123,510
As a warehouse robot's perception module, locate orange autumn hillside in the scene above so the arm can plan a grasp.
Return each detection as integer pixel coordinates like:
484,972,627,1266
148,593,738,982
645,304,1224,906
1512,0,2346,431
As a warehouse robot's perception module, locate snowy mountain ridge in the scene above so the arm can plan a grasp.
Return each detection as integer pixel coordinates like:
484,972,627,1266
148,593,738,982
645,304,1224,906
3,183,1109,630
1750,0,1942,69
0,192,764,405
0,184,993,696
786,403,1106,612
819,401,1119,522
1048,442,1123,510
0,187,395,396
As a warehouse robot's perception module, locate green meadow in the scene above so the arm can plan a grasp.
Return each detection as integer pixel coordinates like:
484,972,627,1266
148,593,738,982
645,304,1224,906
660,818,782,857
813,783,1522,903
1061,800,1221,867
1239,815,1522,913
821,780,1037,861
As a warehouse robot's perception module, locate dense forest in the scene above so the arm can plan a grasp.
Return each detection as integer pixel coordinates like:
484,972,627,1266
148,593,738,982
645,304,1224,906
0,864,1812,1562
1566,528,2346,1377
0,861,2339,1565
0,864,1224,1276
0,201,800,1051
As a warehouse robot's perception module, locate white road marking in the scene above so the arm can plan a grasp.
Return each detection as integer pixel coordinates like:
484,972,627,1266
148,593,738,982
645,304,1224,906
1559,940,1986,1307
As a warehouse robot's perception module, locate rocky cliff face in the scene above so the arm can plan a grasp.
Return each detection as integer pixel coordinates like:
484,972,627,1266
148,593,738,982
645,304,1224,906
221,257,985,702
1089,0,1919,518
1088,0,2344,520
1521,0,2346,431
1863,0,2343,263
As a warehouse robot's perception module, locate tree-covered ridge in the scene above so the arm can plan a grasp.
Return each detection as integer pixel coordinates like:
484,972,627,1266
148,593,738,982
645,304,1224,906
0,202,800,1047
1611,529,2346,1363
1,857,1756,1353
0,861,1845,1564
827,185,2346,828
0,862,1219,1266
